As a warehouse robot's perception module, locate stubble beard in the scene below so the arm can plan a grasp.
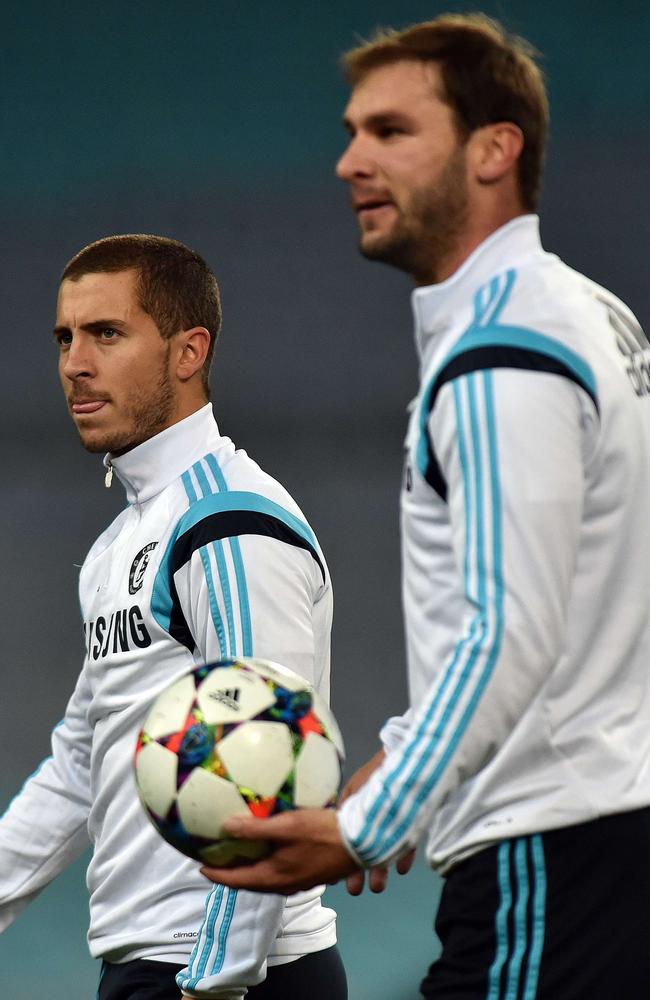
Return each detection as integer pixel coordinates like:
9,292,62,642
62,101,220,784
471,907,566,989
78,348,177,455
359,145,469,284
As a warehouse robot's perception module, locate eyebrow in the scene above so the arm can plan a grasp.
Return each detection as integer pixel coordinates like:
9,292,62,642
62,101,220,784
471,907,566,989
52,319,127,338
342,110,414,133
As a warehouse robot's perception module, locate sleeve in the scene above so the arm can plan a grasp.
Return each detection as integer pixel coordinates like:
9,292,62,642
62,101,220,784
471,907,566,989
0,668,93,931
338,358,600,868
169,491,330,997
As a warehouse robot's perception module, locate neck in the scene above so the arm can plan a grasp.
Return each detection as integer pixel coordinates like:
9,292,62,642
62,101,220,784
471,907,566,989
415,205,526,286
173,391,210,425
110,392,209,459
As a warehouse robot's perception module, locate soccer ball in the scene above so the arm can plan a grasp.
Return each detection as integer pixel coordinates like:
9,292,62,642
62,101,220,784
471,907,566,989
134,657,345,867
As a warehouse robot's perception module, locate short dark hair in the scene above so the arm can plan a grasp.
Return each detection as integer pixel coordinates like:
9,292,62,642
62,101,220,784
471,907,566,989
61,234,222,394
342,13,549,212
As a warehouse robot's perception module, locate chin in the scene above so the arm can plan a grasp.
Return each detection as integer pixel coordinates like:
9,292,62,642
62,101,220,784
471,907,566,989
360,231,390,257
78,435,113,454
359,233,408,270
77,428,132,455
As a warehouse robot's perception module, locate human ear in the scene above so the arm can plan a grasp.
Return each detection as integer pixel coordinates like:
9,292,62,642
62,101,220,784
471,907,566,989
176,327,211,382
471,122,524,184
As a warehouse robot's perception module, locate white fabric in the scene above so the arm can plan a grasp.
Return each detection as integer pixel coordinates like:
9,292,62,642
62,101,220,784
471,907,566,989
0,404,336,995
339,215,650,873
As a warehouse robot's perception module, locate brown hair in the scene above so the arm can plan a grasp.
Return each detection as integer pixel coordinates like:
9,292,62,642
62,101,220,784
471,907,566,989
342,13,549,211
61,234,222,394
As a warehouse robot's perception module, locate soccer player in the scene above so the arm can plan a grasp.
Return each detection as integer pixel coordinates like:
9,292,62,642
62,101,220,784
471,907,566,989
0,236,347,1000
201,14,650,998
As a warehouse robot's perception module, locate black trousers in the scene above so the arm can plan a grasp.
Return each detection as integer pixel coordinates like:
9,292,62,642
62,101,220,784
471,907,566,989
421,808,650,999
97,945,347,1000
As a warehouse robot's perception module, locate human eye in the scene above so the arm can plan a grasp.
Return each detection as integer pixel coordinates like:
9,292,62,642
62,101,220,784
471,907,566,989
377,123,406,140
99,327,119,341
55,330,72,348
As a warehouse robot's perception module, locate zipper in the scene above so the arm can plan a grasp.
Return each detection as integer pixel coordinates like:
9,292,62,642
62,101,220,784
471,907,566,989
104,460,114,488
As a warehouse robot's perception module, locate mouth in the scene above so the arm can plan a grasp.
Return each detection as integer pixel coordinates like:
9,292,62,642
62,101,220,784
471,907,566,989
70,399,109,415
354,198,395,222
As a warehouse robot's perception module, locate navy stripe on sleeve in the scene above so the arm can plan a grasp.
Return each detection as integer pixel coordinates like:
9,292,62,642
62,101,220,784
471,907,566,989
172,510,326,584
151,492,325,653
420,344,599,501
431,345,599,415
167,579,195,651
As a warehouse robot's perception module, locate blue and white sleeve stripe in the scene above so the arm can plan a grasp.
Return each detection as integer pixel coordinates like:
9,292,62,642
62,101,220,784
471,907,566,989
181,457,253,658
177,453,246,990
176,884,239,992
171,454,322,991
349,369,505,867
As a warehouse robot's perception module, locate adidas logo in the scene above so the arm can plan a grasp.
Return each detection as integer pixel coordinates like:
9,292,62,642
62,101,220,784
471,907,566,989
600,295,650,397
208,688,241,712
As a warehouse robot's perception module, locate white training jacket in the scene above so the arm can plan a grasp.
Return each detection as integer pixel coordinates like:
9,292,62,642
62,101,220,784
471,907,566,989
338,215,650,874
0,404,336,998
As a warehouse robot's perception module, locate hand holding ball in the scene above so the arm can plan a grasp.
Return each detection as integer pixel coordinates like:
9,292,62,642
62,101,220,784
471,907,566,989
134,658,345,867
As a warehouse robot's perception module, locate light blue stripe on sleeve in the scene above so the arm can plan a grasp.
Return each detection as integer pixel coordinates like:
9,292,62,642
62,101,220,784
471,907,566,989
183,471,227,656
228,534,252,656
203,452,228,492
474,273,506,325
180,884,224,989
364,374,495,859
467,373,487,610
358,371,505,864
484,270,515,326
204,454,253,656
182,468,198,505
353,375,487,860
197,547,228,657
351,378,484,855
211,888,238,975
192,461,235,656
352,376,482,857
179,886,238,989
455,379,475,595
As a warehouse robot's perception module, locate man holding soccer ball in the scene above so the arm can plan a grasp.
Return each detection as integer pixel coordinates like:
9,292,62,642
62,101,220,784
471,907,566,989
0,237,347,999
204,14,650,998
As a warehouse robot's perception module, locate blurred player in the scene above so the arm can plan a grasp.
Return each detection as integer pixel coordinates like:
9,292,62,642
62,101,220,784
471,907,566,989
201,14,650,998
0,236,347,999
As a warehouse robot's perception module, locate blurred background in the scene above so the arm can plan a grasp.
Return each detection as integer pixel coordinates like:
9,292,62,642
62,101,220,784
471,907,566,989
1,1,647,997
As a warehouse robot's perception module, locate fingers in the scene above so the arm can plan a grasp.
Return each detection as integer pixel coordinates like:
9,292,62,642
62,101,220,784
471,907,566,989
201,811,359,895
368,865,389,893
346,853,414,897
345,869,365,895
200,849,320,894
396,848,416,875
200,859,288,893
345,864,388,895
223,811,300,841
224,807,340,843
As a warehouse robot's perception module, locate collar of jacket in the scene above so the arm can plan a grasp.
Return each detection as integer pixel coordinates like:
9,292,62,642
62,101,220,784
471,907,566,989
410,214,544,366
104,402,219,504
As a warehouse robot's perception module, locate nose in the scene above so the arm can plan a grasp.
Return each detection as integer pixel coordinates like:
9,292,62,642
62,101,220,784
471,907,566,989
336,135,373,182
61,335,96,382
